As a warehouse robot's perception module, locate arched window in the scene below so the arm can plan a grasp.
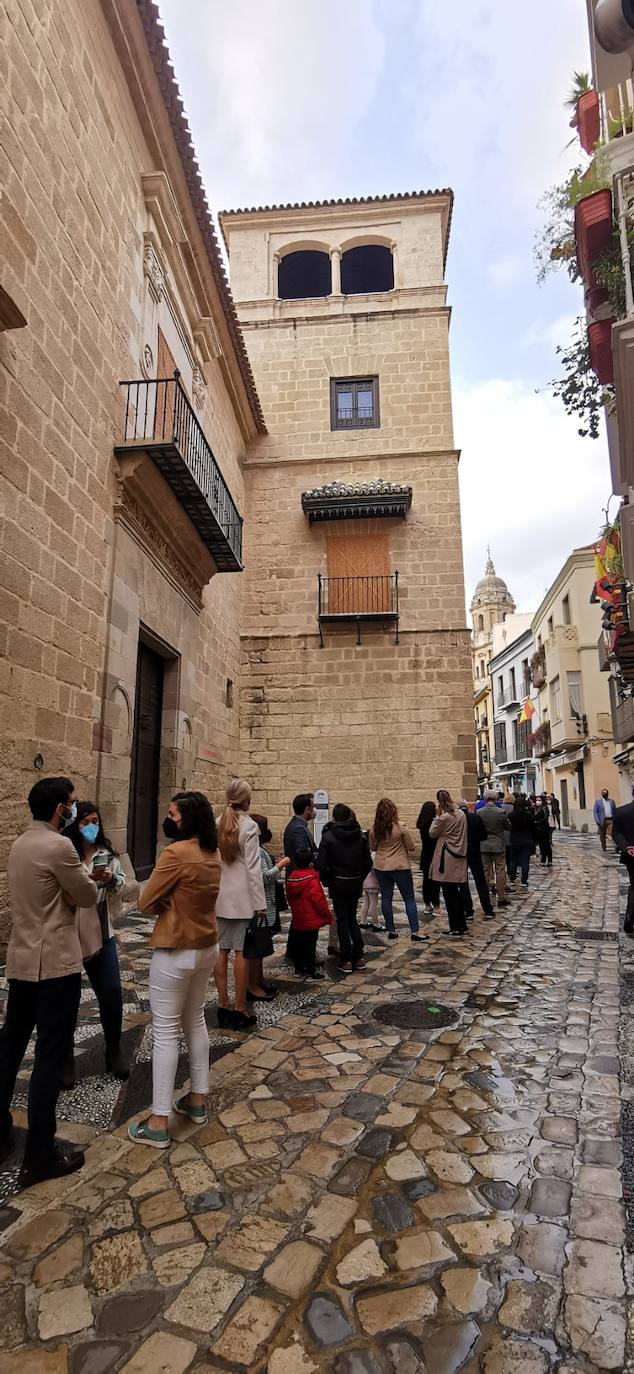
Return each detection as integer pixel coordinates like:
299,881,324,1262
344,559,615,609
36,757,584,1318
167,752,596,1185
278,251,331,300
477,614,484,631
341,245,393,295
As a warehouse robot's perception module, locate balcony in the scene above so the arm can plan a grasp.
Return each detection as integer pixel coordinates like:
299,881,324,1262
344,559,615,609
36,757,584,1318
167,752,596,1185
497,687,520,711
476,716,489,732
530,722,551,757
115,373,243,573
317,574,399,647
609,674,634,744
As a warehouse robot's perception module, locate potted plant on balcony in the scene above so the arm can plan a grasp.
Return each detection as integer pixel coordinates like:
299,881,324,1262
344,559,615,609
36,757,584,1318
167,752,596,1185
566,71,601,155
574,184,613,285
588,319,615,383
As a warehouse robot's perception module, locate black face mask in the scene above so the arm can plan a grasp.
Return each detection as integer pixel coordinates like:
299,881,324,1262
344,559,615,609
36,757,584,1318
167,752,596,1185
163,816,180,840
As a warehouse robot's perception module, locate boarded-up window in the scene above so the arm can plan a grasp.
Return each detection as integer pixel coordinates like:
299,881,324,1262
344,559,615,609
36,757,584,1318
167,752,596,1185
156,328,177,441
327,532,391,613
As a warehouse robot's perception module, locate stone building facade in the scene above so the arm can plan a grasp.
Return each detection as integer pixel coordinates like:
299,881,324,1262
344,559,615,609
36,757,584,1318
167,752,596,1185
220,198,475,836
1,0,474,940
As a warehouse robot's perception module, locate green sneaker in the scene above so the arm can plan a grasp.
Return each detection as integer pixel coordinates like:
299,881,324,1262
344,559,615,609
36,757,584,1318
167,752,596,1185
128,1120,170,1149
174,1094,208,1126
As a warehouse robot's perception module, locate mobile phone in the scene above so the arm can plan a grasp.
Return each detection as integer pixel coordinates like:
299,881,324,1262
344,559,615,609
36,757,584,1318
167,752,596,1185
92,852,109,871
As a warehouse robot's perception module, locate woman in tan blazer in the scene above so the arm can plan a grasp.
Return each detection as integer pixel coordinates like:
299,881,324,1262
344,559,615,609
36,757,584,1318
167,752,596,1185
430,790,468,938
129,791,220,1150
369,798,426,943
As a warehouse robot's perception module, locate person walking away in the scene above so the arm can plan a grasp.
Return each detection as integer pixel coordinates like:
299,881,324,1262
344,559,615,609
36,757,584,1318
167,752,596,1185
316,803,372,973
612,799,634,933
534,795,553,866
65,801,139,1084
214,780,268,1030
129,792,220,1148
549,794,561,829
0,777,97,1187
593,788,617,851
360,846,381,930
457,801,495,920
508,796,536,888
430,791,468,937
479,789,511,907
250,814,288,1003
416,800,441,916
286,849,332,976
283,794,317,967
369,799,426,942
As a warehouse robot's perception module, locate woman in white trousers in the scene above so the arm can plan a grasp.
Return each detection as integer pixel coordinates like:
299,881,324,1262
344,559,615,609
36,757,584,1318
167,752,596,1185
129,790,221,1149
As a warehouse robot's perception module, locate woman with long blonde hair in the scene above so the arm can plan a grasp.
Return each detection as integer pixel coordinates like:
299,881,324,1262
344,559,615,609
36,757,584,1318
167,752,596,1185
214,779,267,1030
369,798,426,942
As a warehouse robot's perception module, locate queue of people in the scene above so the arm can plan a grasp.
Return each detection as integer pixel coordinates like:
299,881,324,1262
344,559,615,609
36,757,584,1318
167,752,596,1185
1,774,565,1182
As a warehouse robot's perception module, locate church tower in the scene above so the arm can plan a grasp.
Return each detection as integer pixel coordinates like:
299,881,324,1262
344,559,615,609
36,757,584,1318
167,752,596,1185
220,191,475,832
470,552,516,788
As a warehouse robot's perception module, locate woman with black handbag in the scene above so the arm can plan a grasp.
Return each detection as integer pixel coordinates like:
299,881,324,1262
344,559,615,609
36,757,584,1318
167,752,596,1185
213,779,268,1030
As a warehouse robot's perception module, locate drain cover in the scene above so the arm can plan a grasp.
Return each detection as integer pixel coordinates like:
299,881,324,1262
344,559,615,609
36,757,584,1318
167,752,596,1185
372,1001,459,1030
574,930,618,942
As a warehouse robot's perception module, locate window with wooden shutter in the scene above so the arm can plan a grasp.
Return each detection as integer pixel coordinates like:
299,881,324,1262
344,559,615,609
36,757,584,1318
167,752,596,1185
326,531,391,613
155,328,178,440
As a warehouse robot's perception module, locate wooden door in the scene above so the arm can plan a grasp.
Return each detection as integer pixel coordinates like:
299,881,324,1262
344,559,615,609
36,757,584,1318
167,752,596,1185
155,328,177,441
327,532,391,613
127,641,164,879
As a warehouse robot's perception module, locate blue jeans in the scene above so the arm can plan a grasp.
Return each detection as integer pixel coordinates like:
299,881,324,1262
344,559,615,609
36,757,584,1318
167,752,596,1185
377,869,420,933
83,937,123,1050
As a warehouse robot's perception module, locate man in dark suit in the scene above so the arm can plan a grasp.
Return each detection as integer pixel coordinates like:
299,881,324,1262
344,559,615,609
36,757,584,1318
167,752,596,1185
611,799,634,933
458,803,495,921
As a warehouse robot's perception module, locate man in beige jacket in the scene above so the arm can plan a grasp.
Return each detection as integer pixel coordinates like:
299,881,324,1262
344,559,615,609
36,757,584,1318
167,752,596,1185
0,776,97,1188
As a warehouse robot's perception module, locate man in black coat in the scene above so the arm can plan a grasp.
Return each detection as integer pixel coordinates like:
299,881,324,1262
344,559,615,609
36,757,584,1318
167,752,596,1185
315,804,374,971
458,802,495,921
611,799,634,934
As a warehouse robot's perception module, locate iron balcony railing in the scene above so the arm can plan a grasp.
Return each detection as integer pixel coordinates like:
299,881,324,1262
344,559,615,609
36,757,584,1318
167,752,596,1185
317,573,399,646
116,372,243,572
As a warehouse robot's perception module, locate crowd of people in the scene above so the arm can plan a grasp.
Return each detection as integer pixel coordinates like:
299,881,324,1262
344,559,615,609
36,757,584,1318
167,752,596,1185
0,771,610,1180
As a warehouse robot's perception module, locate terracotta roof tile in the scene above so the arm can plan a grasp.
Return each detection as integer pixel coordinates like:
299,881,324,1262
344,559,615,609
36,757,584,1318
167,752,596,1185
135,1,266,432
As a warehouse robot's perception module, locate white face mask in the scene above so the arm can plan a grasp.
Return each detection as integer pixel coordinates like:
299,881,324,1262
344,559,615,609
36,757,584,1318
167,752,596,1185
61,802,77,827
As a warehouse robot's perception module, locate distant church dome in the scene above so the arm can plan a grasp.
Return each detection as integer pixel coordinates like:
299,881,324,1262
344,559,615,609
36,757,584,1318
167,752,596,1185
470,550,516,614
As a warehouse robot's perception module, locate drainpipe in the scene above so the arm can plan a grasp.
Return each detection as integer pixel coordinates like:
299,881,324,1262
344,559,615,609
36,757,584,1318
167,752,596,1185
616,173,634,319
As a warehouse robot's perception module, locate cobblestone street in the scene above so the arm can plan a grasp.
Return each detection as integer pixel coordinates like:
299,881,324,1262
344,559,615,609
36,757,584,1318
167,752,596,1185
1,832,632,1373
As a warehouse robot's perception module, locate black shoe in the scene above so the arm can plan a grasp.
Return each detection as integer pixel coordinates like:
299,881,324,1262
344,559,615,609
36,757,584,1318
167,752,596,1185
60,1057,76,1092
410,933,428,942
19,1145,85,1190
387,931,398,941
105,1044,130,1080
497,900,510,908
232,1011,257,1030
217,1007,233,1028
304,970,326,981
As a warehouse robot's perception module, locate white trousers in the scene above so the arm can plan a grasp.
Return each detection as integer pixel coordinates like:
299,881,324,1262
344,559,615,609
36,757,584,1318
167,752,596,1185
149,945,218,1115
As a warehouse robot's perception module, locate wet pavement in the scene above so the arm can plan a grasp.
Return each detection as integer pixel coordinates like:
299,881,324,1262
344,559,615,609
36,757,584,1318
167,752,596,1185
0,831,633,1373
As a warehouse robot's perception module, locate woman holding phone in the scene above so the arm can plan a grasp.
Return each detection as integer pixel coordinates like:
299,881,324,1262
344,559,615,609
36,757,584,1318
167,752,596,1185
67,802,139,1081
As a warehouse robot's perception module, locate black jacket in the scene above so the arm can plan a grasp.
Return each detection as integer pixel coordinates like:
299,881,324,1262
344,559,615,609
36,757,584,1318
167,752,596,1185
315,818,372,887
459,807,487,859
613,802,634,857
509,808,536,843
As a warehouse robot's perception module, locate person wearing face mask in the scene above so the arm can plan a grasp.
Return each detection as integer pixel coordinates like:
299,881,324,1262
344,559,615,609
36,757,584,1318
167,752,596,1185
0,777,98,1188
65,802,139,1083
129,791,221,1149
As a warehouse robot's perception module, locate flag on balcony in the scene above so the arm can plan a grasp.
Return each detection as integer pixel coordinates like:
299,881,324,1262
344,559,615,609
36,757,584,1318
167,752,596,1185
519,698,536,723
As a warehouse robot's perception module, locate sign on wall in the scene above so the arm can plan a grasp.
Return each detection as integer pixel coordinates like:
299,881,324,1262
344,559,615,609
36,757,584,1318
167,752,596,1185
313,789,329,847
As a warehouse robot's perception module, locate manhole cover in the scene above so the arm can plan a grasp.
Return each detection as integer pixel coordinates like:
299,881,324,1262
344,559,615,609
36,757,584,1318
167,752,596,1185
372,1001,459,1030
574,930,618,942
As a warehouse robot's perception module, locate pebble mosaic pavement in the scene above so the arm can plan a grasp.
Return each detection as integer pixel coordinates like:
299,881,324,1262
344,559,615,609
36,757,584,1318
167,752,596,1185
0,831,633,1373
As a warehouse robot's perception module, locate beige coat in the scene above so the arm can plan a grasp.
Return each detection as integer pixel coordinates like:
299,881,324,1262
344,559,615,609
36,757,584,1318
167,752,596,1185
429,809,468,884
6,821,98,981
215,813,266,920
368,823,416,871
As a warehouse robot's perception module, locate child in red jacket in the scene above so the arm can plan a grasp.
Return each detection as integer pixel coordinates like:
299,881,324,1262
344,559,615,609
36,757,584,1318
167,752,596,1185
286,847,332,980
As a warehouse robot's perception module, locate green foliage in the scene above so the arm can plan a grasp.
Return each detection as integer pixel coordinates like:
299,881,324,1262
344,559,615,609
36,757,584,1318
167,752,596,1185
534,157,610,284
564,71,591,109
594,233,632,318
550,316,614,439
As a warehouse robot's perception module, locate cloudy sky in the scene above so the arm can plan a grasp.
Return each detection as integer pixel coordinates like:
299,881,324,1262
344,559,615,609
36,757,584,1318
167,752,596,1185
158,0,613,615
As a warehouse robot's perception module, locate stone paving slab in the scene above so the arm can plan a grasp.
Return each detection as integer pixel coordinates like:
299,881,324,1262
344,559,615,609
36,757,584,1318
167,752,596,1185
0,834,632,1372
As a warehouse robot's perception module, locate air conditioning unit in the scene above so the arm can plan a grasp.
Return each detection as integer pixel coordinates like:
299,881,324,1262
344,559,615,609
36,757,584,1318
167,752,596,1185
594,0,634,53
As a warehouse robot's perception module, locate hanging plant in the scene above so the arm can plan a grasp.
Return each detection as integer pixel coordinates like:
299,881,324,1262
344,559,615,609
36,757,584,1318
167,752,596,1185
550,316,614,438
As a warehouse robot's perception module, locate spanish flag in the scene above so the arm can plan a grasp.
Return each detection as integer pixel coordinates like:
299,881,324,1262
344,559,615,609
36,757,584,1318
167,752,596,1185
519,698,536,723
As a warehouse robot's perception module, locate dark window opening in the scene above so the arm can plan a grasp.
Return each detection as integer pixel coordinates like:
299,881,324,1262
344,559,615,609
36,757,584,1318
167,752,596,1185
341,245,393,295
331,376,379,430
278,250,331,300
225,678,234,708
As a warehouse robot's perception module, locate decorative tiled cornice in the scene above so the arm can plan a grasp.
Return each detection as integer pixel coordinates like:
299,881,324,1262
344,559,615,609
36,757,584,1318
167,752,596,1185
301,479,412,523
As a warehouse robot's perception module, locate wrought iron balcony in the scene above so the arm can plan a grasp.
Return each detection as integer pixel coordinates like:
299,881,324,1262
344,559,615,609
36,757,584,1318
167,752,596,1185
317,573,399,646
115,372,243,572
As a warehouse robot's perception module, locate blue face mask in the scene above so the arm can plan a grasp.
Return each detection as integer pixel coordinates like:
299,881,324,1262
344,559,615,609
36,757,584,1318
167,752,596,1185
80,822,99,844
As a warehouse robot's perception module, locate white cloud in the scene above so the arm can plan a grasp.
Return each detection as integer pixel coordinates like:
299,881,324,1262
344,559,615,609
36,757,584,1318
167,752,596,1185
520,311,579,353
157,0,386,207
455,378,611,614
488,256,522,287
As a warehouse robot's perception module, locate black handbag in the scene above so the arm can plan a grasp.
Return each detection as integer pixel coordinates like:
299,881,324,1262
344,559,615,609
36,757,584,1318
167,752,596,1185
243,914,274,959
